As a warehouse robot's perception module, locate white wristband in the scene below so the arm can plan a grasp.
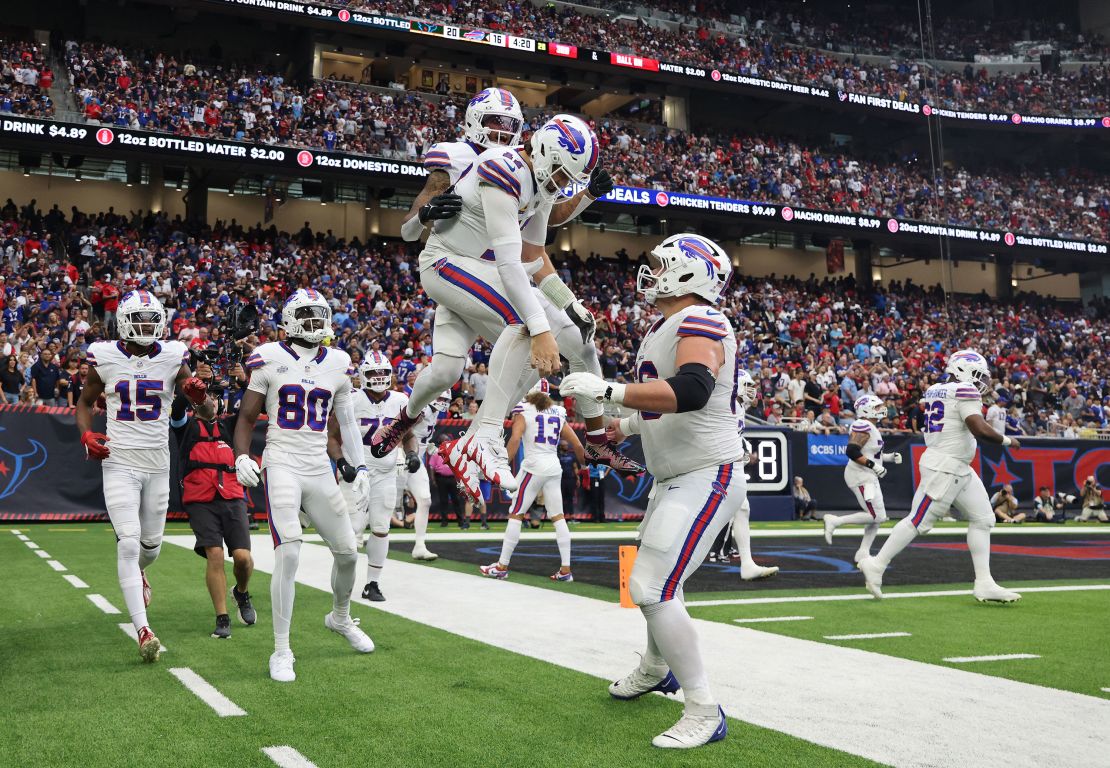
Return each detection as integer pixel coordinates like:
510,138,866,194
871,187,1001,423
604,382,627,406
1001,436,1012,447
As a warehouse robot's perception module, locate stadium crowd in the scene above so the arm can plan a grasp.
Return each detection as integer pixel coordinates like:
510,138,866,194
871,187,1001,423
0,39,56,117
2,199,1108,437
331,0,1110,116
58,40,1110,241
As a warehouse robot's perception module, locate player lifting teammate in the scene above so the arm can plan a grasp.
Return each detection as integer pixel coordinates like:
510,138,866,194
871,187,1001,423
859,350,1022,603
77,290,208,662
233,289,375,682
560,233,741,749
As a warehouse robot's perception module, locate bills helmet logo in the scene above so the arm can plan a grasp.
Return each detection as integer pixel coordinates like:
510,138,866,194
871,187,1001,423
545,118,588,155
676,237,721,277
950,351,984,365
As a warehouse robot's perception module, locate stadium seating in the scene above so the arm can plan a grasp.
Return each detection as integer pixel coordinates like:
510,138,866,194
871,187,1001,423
0,38,56,117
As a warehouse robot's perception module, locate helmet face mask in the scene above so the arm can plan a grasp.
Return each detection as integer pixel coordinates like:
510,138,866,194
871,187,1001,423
117,291,166,346
281,289,331,345
360,352,393,393
637,234,731,306
465,88,524,148
530,115,598,204
945,350,992,396
480,113,522,146
430,391,452,413
736,370,757,407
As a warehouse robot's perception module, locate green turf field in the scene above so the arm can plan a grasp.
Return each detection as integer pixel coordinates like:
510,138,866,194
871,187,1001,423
0,526,885,768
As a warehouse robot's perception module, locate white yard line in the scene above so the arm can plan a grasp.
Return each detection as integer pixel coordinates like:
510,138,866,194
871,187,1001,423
15,534,29,541
261,746,319,768
733,616,813,624
182,534,1110,768
86,593,121,615
167,668,246,717
943,654,1041,663
117,623,169,651
10,529,21,535
34,549,50,559
46,560,66,572
63,574,88,588
687,583,1110,607
824,632,912,640
23,540,39,549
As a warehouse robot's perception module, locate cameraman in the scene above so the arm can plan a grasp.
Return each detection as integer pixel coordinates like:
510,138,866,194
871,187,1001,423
990,484,1025,524
170,368,256,639
1030,487,1065,523
1077,476,1108,522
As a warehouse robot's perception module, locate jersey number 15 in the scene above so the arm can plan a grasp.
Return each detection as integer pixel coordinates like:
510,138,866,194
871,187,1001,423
115,380,163,421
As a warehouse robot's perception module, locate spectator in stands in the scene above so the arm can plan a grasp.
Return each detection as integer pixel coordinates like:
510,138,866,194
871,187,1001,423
990,484,1025,524
1030,486,1065,524
1077,476,1108,522
793,476,817,520
1,354,22,403
29,347,62,406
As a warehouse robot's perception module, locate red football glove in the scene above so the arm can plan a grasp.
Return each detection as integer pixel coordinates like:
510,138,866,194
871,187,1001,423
182,377,208,406
81,430,110,460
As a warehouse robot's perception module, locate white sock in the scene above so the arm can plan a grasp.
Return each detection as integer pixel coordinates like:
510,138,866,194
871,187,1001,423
858,522,881,557
499,517,522,567
117,537,148,631
641,600,716,714
331,550,356,621
733,505,754,568
552,517,571,567
366,534,388,583
967,524,994,582
477,326,532,434
638,623,667,676
413,497,430,548
272,541,301,653
138,542,161,571
836,512,875,526
873,517,918,568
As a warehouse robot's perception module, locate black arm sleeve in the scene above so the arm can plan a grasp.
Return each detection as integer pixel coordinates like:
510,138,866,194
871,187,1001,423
845,443,863,460
170,395,190,435
665,363,715,413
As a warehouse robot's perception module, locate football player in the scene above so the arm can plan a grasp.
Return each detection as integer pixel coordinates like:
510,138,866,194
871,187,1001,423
859,350,1021,603
480,380,585,581
76,290,206,663
406,391,452,561
728,370,779,580
560,234,740,749
332,352,418,602
823,394,901,563
378,95,638,495
233,289,375,683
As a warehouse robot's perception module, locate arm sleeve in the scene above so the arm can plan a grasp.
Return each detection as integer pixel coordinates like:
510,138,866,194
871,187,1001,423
619,411,644,436
170,394,190,430
560,194,595,224
520,205,551,246
481,185,550,335
400,214,426,242
333,386,364,468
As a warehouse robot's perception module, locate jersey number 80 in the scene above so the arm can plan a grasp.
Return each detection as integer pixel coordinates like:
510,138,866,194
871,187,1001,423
276,384,331,431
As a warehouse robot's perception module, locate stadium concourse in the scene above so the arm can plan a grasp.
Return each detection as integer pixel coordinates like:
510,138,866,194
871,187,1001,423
3,0,1110,765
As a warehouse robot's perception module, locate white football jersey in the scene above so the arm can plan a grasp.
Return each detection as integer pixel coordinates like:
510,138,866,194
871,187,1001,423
245,341,355,476
424,145,550,266
422,139,483,185
352,388,410,472
87,340,188,472
844,418,885,482
919,381,983,474
635,305,743,480
512,401,566,476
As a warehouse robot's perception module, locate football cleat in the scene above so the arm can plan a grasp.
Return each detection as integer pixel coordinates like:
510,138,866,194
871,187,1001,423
479,562,509,580
550,571,574,582
439,439,483,503
461,433,518,491
586,441,645,473
137,626,161,663
973,580,1022,603
369,408,421,459
652,706,728,749
411,546,439,561
858,556,885,599
269,650,296,682
325,612,375,653
740,564,779,581
232,586,256,625
141,570,152,607
361,582,385,602
609,668,680,700
823,516,837,546
211,614,231,639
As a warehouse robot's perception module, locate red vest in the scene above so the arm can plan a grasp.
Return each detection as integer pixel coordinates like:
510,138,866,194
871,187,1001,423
182,419,243,504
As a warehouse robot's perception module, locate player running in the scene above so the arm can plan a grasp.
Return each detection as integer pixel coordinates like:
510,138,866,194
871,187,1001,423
333,352,418,602
406,391,451,561
233,289,375,683
823,394,902,563
859,350,1022,603
376,93,638,495
480,380,585,581
76,290,206,663
560,233,740,749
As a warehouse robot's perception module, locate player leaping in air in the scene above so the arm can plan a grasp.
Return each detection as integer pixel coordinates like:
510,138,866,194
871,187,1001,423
858,350,1021,603
233,289,375,683
373,91,640,500
77,290,209,663
560,233,741,749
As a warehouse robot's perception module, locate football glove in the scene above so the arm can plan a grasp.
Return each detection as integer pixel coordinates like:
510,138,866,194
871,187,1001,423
235,454,261,488
881,452,903,465
566,300,596,345
336,458,361,483
559,372,625,405
587,167,614,199
182,377,208,406
81,430,110,460
418,192,463,224
874,464,888,480
406,451,421,473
